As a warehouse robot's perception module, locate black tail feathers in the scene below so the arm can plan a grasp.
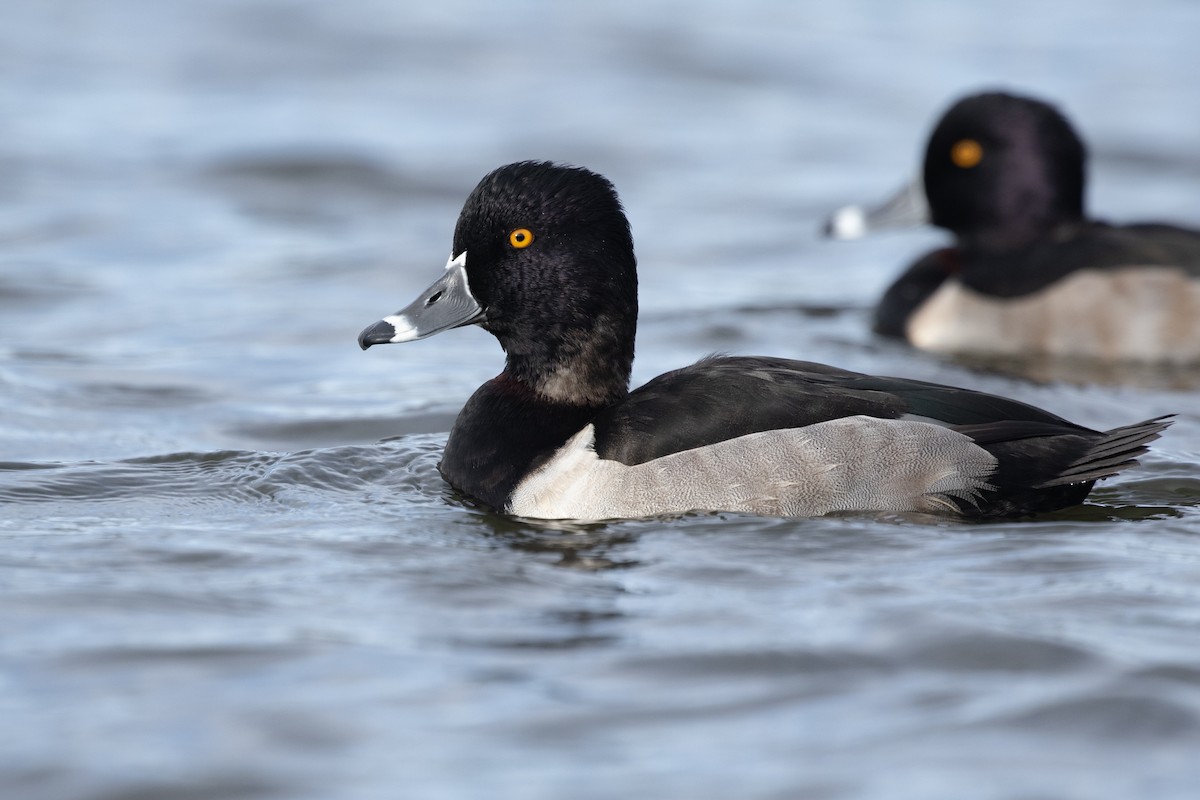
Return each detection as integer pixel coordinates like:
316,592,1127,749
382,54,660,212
1035,415,1173,489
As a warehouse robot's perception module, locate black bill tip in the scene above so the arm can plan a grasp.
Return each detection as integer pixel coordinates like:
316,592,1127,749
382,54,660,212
357,319,397,350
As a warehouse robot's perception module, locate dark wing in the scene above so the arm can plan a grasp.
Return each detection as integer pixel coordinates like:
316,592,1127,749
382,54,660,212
1121,223,1200,279
965,221,1200,296
839,373,1081,427
591,355,1092,465
592,356,905,464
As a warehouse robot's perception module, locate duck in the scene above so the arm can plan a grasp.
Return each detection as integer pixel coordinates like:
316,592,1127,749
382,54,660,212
824,90,1200,363
359,161,1170,521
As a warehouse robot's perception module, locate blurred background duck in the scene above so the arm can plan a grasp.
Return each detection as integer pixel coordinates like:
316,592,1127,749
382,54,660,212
825,90,1200,366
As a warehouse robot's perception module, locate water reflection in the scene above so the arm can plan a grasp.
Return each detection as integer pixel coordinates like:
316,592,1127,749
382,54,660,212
948,352,1200,390
467,510,647,571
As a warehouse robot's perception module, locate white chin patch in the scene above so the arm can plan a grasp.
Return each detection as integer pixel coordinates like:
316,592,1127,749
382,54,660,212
826,205,868,240
382,314,418,343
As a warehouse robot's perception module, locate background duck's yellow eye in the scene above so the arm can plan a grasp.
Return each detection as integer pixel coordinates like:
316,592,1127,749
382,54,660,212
508,228,534,248
950,139,983,168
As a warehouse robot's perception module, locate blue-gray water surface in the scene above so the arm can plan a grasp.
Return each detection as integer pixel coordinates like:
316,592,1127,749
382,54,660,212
3,2,1200,798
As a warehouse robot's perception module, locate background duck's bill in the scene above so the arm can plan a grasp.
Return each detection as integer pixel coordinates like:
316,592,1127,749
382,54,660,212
823,179,929,239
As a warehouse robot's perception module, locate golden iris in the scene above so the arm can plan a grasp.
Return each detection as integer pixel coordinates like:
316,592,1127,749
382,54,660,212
950,139,983,169
509,228,534,248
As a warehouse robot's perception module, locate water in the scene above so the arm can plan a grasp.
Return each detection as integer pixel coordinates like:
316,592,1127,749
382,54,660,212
3,1,1200,798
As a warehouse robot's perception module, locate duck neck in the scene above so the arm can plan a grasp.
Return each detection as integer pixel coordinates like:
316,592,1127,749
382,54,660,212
959,215,1083,255
500,313,635,407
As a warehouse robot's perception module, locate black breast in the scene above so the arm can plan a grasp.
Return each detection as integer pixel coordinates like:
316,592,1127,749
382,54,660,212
439,376,600,511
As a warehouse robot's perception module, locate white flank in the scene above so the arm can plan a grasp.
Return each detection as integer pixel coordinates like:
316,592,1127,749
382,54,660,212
507,417,997,521
907,268,1200,363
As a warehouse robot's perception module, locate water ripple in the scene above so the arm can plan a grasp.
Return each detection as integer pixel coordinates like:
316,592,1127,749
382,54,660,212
0,434,448,515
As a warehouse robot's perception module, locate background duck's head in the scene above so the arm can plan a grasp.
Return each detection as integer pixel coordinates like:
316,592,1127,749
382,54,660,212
923,91,1087,249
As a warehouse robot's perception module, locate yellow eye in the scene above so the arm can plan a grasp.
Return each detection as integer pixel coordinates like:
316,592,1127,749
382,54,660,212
950,139,983,169
508,228,534,248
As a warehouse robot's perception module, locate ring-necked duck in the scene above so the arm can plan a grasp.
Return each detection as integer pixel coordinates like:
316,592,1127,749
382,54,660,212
825,91,1200,363
360,161,1170,521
